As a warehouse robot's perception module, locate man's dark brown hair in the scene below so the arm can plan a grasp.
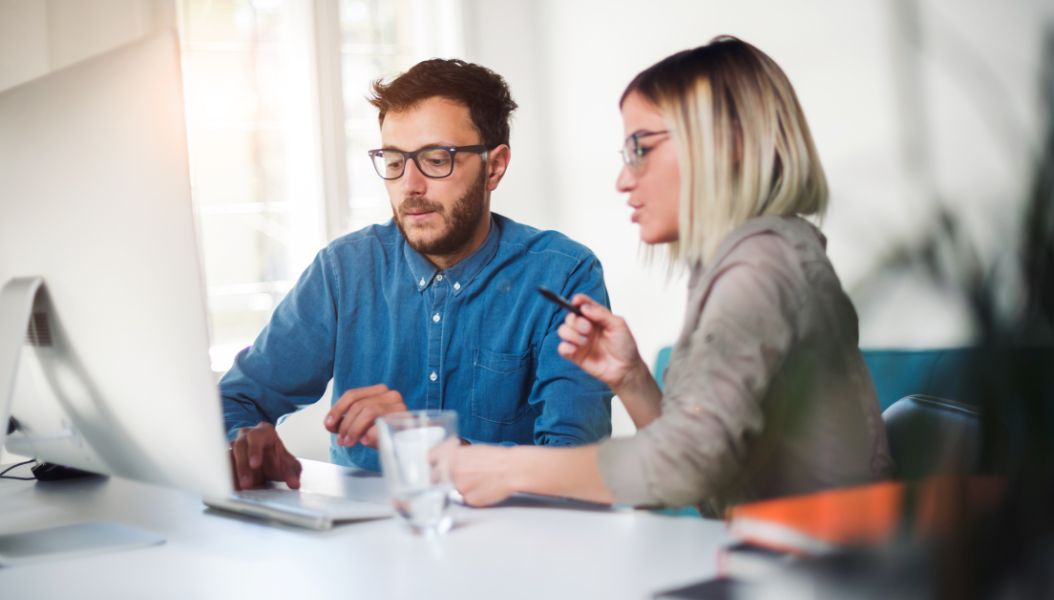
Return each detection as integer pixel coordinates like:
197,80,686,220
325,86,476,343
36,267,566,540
369,59,518,148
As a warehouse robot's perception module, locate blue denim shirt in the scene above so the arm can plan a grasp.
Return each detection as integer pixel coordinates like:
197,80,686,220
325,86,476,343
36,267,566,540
220,214,612,470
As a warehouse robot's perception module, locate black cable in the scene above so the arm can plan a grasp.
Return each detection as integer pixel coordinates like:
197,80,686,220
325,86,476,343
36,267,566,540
0,459,36,480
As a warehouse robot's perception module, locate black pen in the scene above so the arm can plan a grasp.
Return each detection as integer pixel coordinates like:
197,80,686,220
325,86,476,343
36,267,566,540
537,286,585,317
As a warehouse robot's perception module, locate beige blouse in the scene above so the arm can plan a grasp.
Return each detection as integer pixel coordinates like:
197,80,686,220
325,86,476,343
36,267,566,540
597,215,893,516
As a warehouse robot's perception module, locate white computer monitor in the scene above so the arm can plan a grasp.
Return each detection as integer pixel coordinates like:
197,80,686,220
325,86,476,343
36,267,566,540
0,30,231,499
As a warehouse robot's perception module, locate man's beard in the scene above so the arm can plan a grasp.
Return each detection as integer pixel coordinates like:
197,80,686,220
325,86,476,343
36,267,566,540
393,171,487,257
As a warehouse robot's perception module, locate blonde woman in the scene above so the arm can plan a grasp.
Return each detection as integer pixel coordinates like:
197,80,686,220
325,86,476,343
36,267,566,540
450,37,893,515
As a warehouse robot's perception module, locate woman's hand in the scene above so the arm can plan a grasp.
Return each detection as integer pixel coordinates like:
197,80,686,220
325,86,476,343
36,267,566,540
449,445,520,507
448,444,615,507
556,294,647,393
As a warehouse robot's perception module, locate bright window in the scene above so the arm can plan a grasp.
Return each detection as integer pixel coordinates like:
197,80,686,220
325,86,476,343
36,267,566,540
176,0,462,372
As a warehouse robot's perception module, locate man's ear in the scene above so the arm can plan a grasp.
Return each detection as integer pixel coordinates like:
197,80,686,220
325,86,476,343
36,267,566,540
484,144,511,191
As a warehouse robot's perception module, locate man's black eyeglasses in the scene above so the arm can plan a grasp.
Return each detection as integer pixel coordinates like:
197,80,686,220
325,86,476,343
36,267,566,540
368,145,489,180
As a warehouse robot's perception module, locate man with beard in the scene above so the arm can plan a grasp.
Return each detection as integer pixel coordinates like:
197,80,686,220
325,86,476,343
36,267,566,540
221,59,612,488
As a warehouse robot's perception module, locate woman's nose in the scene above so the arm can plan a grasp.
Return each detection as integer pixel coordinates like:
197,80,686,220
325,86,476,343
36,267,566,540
615,164,635,193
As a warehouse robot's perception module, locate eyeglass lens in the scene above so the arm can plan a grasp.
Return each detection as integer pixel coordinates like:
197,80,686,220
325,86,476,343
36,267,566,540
374,148,455,179
621,131,668,168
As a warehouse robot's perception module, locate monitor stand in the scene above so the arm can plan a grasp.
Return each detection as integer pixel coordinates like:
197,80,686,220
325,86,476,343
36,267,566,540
0,277,166,565
0,276,43,454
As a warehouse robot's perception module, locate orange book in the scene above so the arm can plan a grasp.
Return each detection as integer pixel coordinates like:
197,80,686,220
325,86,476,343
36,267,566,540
725,476,1004,555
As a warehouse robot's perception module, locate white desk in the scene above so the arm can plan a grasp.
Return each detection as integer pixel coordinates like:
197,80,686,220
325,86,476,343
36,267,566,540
0,460,729,599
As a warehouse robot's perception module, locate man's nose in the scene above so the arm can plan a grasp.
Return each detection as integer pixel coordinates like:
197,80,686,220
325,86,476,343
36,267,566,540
400,159,428,195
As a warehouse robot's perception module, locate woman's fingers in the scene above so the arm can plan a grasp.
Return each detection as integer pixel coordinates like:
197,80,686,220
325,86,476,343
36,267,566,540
557,340,577,357
569,293,601,310
571,314,593,335
557,322,588,345
572,295,614,322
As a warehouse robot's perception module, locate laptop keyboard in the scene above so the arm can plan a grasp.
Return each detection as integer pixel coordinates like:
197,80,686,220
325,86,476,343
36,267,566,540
207,488,393,530
232,488,377,514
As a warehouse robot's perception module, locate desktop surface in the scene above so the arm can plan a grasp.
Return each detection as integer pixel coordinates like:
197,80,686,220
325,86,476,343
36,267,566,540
0,459,729,599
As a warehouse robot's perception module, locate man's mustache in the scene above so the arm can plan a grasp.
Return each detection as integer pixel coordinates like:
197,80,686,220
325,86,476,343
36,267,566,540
399,197,443,217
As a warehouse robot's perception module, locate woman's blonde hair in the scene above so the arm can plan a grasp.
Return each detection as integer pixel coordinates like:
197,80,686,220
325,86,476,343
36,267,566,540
622,36,828,265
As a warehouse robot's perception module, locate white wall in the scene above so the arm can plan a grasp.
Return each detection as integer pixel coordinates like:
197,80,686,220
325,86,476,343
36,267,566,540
0,0,174,91
463,0,1054,371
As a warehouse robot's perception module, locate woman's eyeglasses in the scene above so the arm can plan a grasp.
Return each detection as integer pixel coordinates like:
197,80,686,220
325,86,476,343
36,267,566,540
620,130,669,169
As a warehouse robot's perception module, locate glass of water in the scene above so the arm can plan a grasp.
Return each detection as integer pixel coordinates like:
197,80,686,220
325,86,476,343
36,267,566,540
376,409,459,535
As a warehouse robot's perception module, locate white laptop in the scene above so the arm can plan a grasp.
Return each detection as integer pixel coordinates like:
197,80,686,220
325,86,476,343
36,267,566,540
203,459,394,530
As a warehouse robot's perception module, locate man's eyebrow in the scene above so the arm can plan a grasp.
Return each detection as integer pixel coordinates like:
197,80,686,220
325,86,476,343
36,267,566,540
379,142,457,152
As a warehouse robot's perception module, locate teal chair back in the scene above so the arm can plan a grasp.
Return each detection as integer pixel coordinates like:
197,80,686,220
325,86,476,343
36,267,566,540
653,346,979,407
654,344,1052,412
860,348,981,412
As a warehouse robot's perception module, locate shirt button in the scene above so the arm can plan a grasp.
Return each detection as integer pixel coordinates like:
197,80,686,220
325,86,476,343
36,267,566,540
436,274,444,282
432,313,441,323
453,282,461,291
429,372,438,382
418,278,425,287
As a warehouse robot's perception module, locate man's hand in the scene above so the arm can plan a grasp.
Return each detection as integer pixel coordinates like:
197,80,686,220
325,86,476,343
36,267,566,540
229,422,302,490
324,383,407,448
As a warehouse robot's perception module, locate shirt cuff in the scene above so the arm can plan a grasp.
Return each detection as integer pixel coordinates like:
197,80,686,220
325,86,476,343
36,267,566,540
597,435,659,506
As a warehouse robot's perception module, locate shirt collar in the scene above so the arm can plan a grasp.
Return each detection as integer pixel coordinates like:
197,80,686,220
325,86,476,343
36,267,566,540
402,215,502,295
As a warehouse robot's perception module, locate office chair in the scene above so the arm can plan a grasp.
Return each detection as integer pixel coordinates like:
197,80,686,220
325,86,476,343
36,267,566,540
882,394,982,479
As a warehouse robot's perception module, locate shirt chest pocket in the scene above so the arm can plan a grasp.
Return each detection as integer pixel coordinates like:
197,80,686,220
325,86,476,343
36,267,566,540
470,346,533,424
